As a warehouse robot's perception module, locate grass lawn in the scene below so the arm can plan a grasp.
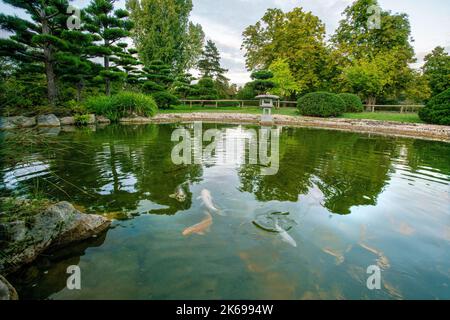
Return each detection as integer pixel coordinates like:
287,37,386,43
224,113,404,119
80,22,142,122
340,112,423,123
159,105,423,123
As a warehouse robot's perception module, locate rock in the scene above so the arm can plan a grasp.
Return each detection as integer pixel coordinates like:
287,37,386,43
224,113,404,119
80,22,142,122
0,116,36,130
60,116,75,125
37,114,60,127
0,200,111,274
85,114,96,125
0,275,18,300
96,115,111,124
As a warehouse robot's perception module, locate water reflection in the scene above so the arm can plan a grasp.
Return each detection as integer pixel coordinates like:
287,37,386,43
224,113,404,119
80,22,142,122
1,124,449,300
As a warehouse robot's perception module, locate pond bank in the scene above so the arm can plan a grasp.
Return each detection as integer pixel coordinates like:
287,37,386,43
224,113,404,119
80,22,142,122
0,199,111,299
148,113,450,142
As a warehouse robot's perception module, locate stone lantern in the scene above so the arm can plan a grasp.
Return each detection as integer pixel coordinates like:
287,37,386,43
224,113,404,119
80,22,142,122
256,94,279,124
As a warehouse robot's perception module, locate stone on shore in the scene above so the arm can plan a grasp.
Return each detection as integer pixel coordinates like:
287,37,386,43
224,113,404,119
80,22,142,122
0,199,111,274
0,116,36,130
37,114,60,127
96,115,111,124
60,116,75,125
0,275,18,300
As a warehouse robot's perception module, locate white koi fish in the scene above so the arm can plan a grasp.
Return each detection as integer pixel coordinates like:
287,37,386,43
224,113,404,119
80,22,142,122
275,220,297,248
198,189,225,216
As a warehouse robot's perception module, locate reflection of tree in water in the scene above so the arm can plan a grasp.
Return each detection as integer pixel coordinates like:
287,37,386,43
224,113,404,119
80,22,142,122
0,125,203,215
239,128,398,215
9,231,108,300
405,139,450,176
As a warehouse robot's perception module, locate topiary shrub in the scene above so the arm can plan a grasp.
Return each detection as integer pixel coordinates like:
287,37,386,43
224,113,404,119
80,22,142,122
298,92,346,117
151,91,180,109
85,92,157,122
338,93,364,113
419,88,450,125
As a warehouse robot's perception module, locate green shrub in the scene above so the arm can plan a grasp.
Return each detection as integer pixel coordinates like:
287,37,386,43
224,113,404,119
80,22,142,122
298,92,345,117
338,93,364,113
74,114,91,126
85,92,157,122
152,91,180,109
419,88,450,125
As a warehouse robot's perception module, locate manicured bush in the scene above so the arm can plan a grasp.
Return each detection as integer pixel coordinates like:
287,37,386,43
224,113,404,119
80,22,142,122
298,92,346,117
338,93,364,113
151,91,180,109
85,92,157,122
419,88,450,125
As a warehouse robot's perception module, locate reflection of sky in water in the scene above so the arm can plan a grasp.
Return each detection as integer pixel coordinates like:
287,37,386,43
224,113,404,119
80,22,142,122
3,124,450,300
2,160,50,190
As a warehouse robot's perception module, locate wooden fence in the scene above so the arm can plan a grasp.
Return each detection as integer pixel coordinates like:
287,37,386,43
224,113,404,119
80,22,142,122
179,100,424,113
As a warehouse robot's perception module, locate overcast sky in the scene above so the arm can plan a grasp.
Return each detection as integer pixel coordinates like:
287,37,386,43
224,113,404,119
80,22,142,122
1,0,449,85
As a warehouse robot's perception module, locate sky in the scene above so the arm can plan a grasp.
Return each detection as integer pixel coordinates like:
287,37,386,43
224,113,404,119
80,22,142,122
1,0,449,85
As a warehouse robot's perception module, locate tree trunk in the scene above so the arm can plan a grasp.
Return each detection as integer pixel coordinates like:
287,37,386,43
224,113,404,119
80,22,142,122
366,96,377,108
42,18,58,106
104,52,111,96
76,81,84,102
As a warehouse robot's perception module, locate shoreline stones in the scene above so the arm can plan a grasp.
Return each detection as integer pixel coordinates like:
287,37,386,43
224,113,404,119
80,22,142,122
0,275,18,300
60,116,76,125
37,114,60,127
0,116,36,130
0,200,111,275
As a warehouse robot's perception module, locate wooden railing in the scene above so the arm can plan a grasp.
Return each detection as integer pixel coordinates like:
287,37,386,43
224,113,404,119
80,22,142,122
364,105,424,113
179,100,425,113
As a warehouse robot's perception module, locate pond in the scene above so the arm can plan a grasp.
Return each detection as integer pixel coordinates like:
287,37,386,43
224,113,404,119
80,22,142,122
1,123,449,300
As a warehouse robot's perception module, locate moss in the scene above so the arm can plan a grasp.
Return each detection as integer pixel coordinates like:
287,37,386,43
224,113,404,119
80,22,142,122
0,198,52,224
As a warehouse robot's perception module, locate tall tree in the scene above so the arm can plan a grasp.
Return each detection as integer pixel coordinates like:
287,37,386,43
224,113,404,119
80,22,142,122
332,0,415,102
197,40,228,79
0,0,70,106
126,0,202,73
242,7,329,94
422,46,450,96
84,0,133,95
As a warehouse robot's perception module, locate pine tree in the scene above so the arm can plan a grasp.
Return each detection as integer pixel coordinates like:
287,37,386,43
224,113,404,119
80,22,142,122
56,30,102,101
0,0,71,106
112,43,142,87
84,0,133,95
197,40,228,79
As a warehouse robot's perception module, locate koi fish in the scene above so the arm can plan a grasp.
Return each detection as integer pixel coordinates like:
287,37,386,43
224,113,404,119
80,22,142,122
182,212,212,236
275,220,297,247
198,189,225,215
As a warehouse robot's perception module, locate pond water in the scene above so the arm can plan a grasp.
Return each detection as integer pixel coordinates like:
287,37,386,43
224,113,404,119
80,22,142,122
1,123,449,300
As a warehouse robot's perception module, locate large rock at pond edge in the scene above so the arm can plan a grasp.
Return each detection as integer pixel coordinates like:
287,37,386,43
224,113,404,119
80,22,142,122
0,116,36,130
37,114,60,127
0,201,110,274
60,116,75,125
96,115,111,124
85,114,96,124
0,275,18,300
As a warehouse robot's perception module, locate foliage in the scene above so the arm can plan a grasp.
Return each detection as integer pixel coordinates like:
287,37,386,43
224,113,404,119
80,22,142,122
269,58,299,99
242,7,329,94
74,114,91,126
250,70,276,95
126,0,202,73
422,47,450,96
0,0,71,105
332,0,415,102
419,88,450,125
338,93,364,113
85,92,157,121
152,91,180,109
84,0,133,95
188,77,218,100
298,92,345,117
